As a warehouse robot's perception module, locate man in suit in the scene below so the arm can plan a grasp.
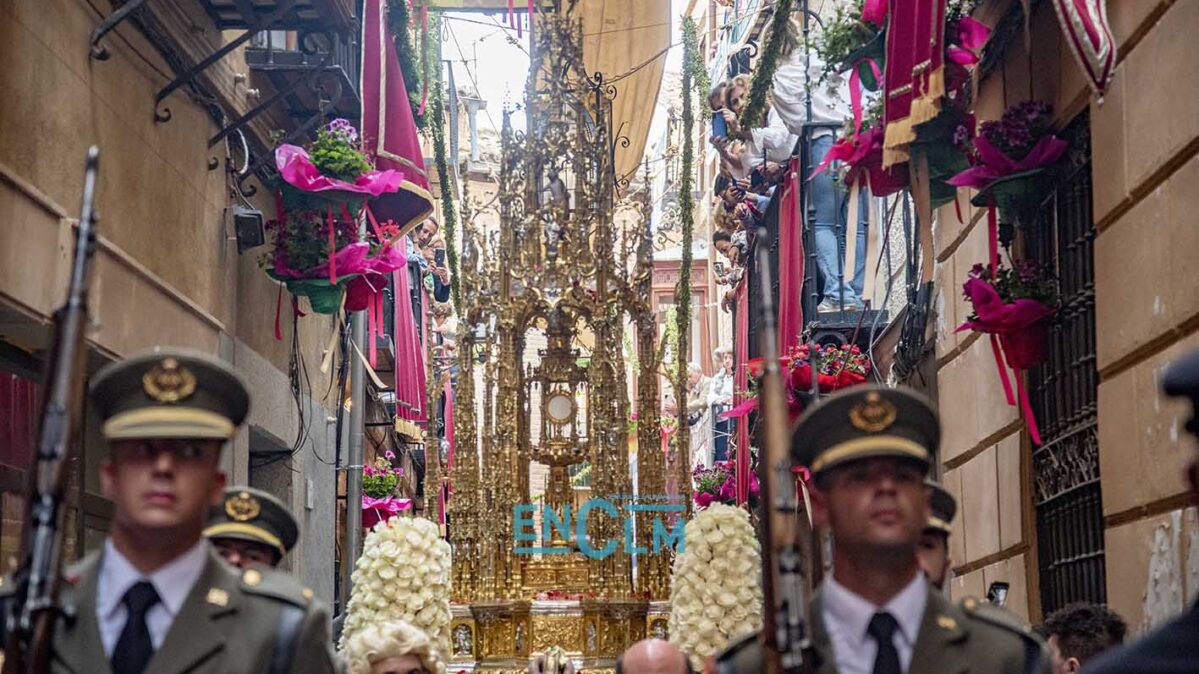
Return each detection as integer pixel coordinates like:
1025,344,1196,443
1085,347,1199,673
8,348,341,674
916,480,956,590
715,385,1049,674
205,486,299,570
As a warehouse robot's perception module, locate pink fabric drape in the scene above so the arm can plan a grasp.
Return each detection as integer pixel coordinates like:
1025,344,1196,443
778,157,805,354
734,283,751,505
361,0,434,237
392,238,427,427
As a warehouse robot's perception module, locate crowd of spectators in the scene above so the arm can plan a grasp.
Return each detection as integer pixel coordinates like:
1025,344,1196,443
707,17,874,314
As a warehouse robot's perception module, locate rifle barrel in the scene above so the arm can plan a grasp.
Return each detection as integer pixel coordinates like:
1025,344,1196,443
5,147,100,674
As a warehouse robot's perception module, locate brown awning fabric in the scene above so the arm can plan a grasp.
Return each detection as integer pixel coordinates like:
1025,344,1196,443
430,0,669,182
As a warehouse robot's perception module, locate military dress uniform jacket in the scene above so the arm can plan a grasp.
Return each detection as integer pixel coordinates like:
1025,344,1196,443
4,547,342,674
717,585,1050,674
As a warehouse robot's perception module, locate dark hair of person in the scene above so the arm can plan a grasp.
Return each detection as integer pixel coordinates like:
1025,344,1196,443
713,230,732,244
709,81,728,107
1039,602,1127,664
714,174,730,197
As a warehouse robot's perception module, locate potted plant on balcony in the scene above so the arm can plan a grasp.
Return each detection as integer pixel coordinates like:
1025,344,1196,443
264,119,407,316
948,100,1069,250
362,451,412,529
957,259,1059,445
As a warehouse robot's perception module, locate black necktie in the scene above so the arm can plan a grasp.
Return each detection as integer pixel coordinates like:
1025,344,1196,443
867,611,901,674
111,581,161,674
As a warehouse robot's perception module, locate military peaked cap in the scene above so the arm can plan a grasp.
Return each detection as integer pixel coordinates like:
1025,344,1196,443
205,487,299,558
791,384,939,476
89,348,249,441
925,479,957,535
1163,347,1199,438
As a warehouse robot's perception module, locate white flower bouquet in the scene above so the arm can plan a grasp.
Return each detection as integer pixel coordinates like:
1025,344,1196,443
668,504,763,670
339,516,453,659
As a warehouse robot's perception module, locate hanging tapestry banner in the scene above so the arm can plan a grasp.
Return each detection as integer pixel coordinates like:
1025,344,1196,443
1050,0,1117,97
362,0,436,236
883,0,948,167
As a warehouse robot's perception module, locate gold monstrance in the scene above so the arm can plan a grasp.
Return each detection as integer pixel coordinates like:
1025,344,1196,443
443,1,675,671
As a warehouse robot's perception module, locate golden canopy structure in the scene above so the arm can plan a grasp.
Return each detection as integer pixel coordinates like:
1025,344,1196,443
433,1,688,671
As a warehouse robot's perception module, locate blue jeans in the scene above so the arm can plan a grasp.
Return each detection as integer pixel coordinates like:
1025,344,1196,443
810,135,868,306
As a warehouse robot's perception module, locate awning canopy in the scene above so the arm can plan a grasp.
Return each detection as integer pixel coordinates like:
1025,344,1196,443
431,0,669,183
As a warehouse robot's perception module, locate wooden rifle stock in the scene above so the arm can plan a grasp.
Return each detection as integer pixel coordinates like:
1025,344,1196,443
3,147,101,674
753,228,814,674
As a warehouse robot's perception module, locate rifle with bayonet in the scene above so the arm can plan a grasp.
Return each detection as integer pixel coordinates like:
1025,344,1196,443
752,227,815,674
3,147,101,674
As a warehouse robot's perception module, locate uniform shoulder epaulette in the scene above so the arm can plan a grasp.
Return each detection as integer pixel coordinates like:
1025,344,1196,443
959,597,1036,639
238,567,316,609
959,597,1048,674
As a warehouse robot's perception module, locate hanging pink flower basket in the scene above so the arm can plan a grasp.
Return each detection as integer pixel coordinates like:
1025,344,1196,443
362,494,413,529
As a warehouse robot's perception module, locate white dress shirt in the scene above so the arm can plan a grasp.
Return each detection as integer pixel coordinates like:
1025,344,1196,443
772,44,854,139
821,571,929,674
732,108,799,181
95,538,210,656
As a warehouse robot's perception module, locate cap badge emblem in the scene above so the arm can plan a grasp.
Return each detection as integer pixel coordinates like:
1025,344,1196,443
849,392,897,433
226,491,261,522
142,358,197,404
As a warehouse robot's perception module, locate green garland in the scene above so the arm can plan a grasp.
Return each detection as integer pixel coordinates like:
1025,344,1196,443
675,19,699,503
387,0,426,130
685,20,712,124
428,14,460,310
738,0,796,130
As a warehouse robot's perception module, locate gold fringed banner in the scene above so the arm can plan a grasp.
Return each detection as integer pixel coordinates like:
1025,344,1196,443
882,0,948,168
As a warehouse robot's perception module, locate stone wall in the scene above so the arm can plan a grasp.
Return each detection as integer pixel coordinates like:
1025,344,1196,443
0,0,339,601
936,0,1199,630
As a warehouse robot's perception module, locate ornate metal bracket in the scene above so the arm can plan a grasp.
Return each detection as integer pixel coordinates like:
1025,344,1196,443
207,32,334,148
89,0,154,60
235,68,346,197
153,0,300,123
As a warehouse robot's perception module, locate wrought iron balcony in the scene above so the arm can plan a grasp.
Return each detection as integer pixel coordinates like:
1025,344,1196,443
244,30,361,128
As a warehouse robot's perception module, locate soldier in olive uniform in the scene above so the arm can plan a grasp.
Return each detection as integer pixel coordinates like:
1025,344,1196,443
916,480,956,590
206,486,299,570
5,349,341,674
716,385,1048,674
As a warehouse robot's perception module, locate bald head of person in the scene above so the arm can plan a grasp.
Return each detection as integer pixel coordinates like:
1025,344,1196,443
616,639,693,674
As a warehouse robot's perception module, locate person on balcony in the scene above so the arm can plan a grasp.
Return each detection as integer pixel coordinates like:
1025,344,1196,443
772,17,870,312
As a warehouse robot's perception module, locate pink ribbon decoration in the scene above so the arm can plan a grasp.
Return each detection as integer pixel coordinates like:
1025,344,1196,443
956,277,1056,444
274,284,284,342
848,58,882,136
862,0,887,27
361,495,413,529
947,17,991,66
947,134,1069,190
987,205,999,273
275,144,405,197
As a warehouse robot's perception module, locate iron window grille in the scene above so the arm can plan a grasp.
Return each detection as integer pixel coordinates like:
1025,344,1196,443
1026,111,1106,615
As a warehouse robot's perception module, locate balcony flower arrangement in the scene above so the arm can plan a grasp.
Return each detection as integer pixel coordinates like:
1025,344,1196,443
265,119,407,315
692,458,760,512
948,101,1068,247
339,516,452,658
668,504,763,671
725,342,872,423
957,259,1059,444
362,451,413,529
